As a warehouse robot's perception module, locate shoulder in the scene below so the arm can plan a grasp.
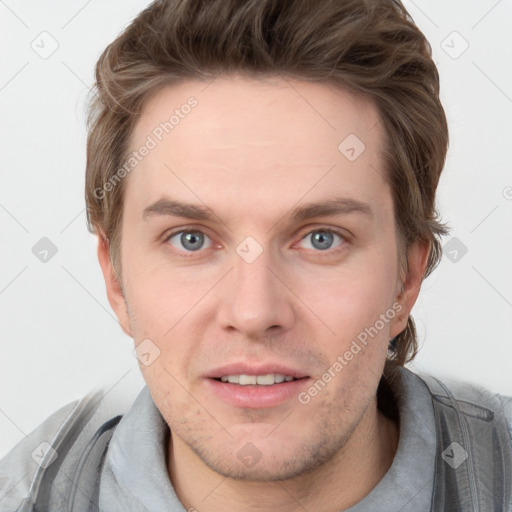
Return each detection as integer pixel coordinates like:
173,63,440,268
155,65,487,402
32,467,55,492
400,366,512,445
405,368,512,509
0,392,98,511
411,367,511,415
0,385,139,512
497,393,512,443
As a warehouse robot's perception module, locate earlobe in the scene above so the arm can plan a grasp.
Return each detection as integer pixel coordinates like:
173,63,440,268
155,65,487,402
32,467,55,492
390,240,430,338
96,234,133,338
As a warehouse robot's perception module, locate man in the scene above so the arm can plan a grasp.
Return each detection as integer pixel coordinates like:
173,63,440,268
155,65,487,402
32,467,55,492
1,0,511,510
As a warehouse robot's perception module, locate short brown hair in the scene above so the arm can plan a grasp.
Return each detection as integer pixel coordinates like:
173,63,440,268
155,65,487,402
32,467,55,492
85,0,448,366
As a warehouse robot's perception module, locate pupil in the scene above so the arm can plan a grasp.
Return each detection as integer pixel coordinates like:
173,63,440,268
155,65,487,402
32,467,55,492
182,232,204,251
312,231,333,250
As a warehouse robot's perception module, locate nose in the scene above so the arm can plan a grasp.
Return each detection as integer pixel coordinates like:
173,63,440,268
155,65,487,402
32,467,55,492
216,244,296,339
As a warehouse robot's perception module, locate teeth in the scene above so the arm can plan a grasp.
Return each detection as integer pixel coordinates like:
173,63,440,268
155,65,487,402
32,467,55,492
240,374,257,385
255,374,272,385
219,373,296,385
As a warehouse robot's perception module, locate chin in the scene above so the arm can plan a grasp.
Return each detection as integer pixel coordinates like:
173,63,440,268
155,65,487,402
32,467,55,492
189,429,349,482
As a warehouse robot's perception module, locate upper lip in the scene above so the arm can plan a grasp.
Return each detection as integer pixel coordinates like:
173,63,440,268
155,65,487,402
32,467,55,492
205,362,310,379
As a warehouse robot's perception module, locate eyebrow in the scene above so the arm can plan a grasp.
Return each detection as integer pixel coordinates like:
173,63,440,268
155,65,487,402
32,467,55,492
142,196,373,223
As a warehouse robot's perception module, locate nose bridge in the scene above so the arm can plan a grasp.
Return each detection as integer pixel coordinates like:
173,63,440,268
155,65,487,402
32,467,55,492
217,239,295,336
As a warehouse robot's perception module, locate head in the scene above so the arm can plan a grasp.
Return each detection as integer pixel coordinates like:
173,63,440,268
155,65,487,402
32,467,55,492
87,0,448,481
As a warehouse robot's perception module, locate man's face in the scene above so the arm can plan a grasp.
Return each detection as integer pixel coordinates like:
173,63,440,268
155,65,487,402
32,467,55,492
106,75,409,480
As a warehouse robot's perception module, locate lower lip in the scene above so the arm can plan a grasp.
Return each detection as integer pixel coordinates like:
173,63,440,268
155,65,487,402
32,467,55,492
205,377,310,408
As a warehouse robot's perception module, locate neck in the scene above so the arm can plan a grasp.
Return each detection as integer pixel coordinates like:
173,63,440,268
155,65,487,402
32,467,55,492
167,400,399,511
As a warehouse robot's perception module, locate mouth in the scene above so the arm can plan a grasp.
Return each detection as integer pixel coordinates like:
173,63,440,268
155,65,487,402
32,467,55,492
214,373,304,385
205,365,311,408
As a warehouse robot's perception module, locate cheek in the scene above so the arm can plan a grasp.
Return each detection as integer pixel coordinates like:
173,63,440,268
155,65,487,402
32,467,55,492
297,264,397,337
123,252,201,331
121,274,184,369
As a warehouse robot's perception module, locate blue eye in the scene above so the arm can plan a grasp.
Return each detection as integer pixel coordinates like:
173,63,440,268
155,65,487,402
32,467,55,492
299,229,344,251
167,230,212,252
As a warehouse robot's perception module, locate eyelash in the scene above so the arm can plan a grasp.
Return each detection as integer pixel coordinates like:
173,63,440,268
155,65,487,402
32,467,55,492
162,226,350,258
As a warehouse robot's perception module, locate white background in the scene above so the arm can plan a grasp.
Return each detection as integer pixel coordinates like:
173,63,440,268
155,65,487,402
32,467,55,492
1,0,511,458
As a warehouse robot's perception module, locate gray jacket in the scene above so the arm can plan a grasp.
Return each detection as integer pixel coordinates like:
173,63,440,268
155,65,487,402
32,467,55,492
1,367,511,511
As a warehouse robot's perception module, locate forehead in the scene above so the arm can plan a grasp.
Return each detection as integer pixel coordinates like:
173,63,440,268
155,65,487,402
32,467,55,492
125,75,389,220
133,75,382,153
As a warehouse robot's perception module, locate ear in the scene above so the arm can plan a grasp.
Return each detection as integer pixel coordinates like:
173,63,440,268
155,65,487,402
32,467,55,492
389,240,430,338
96,234,133,338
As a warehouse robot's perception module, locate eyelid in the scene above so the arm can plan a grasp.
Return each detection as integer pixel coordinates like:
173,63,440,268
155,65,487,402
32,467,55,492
298,225,350,240
162,225,214,242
